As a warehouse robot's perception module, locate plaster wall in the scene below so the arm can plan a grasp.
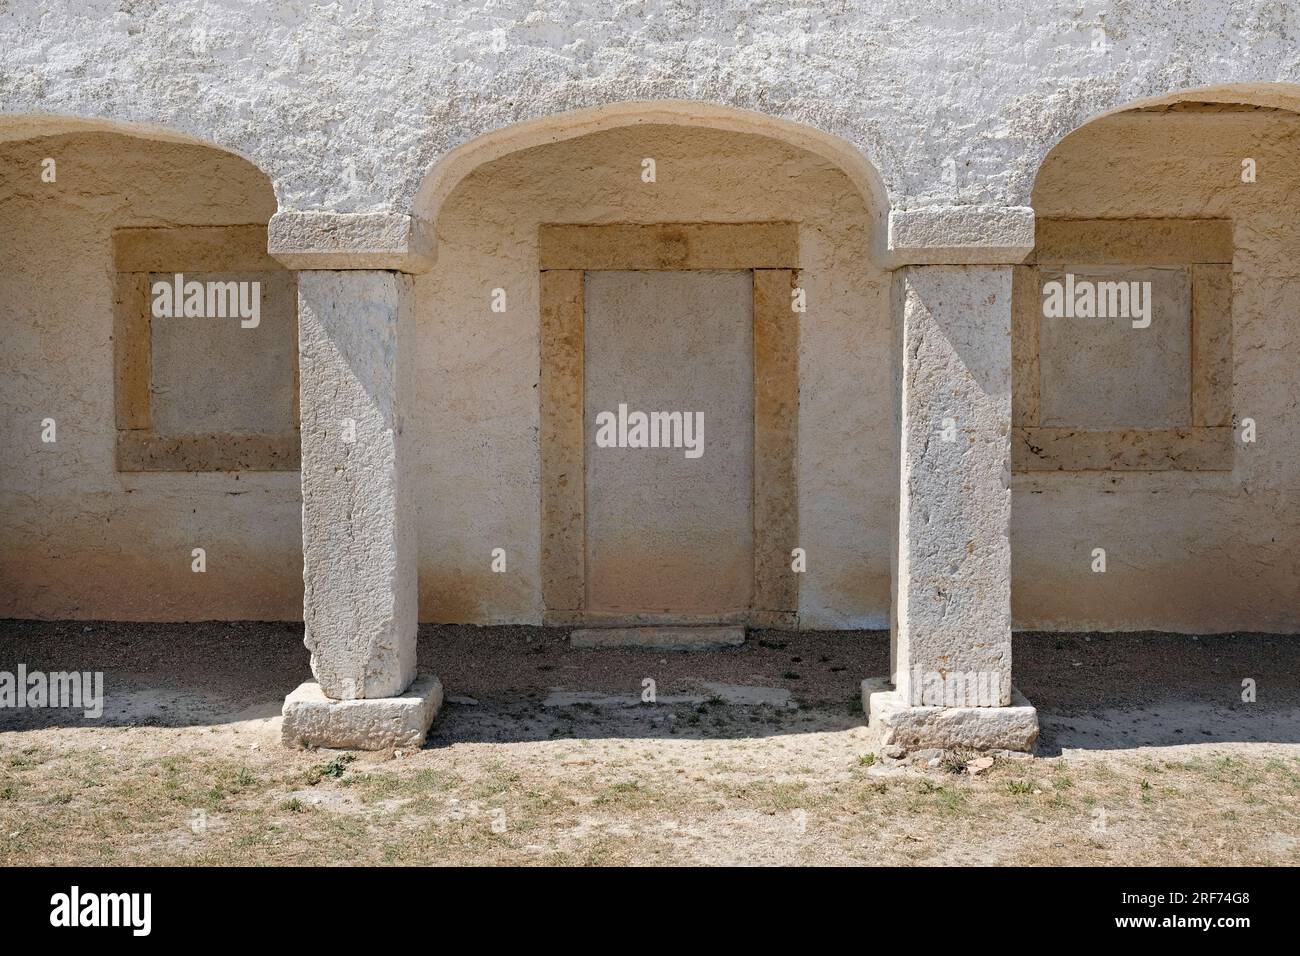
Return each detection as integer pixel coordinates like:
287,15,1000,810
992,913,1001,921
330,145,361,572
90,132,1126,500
0,132,302,620
415,124,887,626
6,3,1300,220
149,270,297,436
1012,109,1300,632
583,270,754,619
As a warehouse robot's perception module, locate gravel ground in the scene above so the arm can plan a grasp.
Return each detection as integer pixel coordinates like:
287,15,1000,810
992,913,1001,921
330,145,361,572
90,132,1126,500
0,620,1296,750
1,620,1297,865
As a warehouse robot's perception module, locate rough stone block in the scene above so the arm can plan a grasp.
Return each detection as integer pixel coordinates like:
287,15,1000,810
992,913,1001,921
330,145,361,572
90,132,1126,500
269,212,434,273
862,678,1039,753
281,676,443,750
886,206,1035,266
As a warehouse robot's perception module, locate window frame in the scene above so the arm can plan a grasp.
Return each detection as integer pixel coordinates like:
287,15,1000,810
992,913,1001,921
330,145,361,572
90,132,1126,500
1012,218,1234,472
112,224,300,472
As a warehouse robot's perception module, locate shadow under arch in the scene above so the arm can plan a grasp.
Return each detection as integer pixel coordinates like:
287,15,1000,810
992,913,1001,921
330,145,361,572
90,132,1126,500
1030,81,1300,189
0,109,300,624
410,99,891,261
0,112,276,187
1011,80,1300,749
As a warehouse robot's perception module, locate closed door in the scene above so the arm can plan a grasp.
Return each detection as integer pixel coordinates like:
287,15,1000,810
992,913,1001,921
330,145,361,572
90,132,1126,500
583,270,754,620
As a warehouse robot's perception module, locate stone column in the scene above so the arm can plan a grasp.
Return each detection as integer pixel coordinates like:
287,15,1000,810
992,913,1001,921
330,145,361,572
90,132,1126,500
863,207,1039,753
270,213,442,750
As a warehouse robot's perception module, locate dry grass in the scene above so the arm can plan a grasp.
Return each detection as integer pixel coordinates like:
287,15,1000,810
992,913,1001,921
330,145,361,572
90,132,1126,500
3,622,1298,865
2,720,1297,866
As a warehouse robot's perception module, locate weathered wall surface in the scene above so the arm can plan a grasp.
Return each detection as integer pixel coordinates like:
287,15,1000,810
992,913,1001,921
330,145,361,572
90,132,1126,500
415,124,887,626
0,4,1297,635
0,132,302,619
583,270,754,619
3,3,1299,217
1012,109,1300,632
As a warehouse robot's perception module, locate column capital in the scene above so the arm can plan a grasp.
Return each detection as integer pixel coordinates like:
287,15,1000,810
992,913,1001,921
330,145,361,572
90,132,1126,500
885,205,1035,268
268,211,435,274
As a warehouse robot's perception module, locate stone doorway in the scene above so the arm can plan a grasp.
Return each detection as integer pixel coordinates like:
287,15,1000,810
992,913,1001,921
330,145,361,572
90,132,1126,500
539,223,800,641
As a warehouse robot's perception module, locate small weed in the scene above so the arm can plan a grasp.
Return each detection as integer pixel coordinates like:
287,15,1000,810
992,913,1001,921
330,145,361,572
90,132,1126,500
939,749,976,775
306,754,356,785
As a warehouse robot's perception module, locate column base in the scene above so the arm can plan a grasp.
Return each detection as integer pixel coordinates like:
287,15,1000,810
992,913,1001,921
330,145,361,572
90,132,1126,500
281,675,443,750
861,678,1039,753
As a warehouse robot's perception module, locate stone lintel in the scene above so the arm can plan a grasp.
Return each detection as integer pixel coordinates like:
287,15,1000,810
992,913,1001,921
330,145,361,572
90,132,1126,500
1031,217,1233,266
268,212,435,273
282,677,443,750
539,222,799,270
862,679,1039,753
886,206,1035,268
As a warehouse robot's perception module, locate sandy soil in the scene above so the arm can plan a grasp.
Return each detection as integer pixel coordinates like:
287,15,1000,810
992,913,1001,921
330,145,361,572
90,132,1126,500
1,621,1297,865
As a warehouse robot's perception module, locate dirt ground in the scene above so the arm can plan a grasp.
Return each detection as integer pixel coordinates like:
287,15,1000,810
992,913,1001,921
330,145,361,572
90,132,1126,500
1,621,1297,866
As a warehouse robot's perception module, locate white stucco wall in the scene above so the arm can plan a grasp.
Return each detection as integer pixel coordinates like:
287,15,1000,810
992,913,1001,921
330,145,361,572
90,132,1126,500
3,3,1299,219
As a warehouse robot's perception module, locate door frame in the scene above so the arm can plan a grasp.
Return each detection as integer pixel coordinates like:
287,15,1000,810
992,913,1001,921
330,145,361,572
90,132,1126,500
538,221,800,627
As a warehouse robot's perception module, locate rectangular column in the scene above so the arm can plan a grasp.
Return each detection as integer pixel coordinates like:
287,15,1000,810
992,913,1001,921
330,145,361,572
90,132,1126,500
865,255,1037,755
282,270,441,750
296,270,417,700
269,216,441,751
892,264,1013,707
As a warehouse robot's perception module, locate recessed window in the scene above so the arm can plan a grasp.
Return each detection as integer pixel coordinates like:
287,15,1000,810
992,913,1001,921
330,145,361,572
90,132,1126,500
1013,219,1233,471
1037,265,1191,429
112,225,299,472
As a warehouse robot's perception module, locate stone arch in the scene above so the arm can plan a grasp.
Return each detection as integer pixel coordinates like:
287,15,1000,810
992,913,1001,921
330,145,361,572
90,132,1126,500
406,101,893,632
411,100,892,259
1009,82,1300,634
0,113,264,162
1014,82,1300,207
0,113,302,622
